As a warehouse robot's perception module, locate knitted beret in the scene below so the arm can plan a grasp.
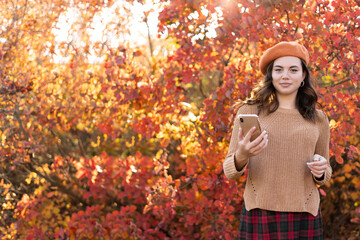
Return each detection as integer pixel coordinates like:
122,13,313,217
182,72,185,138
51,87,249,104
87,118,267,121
259,41,309,75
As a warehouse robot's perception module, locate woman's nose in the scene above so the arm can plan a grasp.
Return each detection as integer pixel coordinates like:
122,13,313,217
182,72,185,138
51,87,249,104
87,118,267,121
281,70,289,78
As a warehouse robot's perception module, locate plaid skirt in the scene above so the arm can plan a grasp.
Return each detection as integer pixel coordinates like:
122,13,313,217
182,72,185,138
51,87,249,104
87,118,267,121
239,205,323,240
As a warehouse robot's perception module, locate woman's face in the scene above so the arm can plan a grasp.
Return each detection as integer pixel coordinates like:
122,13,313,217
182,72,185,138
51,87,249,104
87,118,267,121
271,56,306,98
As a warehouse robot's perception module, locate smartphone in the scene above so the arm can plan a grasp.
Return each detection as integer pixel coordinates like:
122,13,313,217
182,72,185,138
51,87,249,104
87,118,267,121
239,114,262,142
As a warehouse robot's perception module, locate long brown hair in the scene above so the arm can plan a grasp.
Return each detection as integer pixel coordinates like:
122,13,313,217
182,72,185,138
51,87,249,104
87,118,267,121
246,59,319,122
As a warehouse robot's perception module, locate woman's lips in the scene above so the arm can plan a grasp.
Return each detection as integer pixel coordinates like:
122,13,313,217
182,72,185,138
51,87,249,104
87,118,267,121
280,83,291,87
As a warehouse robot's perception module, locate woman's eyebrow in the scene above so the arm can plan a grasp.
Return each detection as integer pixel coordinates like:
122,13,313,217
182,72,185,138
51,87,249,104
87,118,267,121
273,65,300,68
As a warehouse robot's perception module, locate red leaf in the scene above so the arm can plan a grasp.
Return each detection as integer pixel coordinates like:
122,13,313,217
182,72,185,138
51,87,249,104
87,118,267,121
356,207,360,215
350,218,360,223
182,70,193,84
349,145,359,154
133,50,142,57
319,188,326,196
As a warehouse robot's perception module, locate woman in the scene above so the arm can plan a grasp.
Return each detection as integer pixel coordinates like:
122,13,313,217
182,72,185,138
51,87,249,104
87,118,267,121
223,41,332,239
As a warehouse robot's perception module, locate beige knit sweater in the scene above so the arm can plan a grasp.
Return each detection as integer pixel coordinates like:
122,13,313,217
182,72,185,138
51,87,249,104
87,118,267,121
223,104,332,216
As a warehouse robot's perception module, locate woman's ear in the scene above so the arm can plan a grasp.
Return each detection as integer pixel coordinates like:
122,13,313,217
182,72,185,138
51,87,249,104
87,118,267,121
302,71,306,81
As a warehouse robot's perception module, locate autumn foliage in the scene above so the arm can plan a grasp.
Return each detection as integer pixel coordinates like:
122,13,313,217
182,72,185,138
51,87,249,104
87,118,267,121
0,0,359,239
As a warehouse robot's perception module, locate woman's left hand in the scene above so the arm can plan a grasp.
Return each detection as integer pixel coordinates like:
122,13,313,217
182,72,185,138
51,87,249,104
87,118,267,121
307,154,327,178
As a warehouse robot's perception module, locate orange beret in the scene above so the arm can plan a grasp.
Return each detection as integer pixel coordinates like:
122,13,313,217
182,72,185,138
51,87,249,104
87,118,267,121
259,41,309,74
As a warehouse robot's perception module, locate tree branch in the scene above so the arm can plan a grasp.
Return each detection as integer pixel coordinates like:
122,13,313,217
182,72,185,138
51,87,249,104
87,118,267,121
13,106,30,140
144,15,153,58
322,78,353,87
21,160,88,207
285,10,291,25
199,77,208,99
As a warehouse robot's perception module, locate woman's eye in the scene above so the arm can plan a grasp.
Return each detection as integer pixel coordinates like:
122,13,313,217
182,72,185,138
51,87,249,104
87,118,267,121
290,69,298,73
274,69,282,72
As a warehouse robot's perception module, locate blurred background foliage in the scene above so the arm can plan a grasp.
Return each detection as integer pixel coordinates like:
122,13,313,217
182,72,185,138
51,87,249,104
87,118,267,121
0,0,359,239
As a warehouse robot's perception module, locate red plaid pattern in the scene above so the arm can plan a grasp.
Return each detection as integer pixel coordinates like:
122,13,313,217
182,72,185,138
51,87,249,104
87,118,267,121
239,205,323,240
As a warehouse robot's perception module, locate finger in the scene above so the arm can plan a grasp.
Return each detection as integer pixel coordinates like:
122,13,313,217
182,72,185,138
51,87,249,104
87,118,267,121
252,135,269,154
308,157,327,165
306,163,315,171
307,162,319,168
307,163,327,174
249,130,267,147
313,154,322,162
308,166,327,173
308,166,324,175
243,126,256,143
238,127,244,141
250,135,268,154
311,170,324,178
310,166,327,172
250,136,268,154
311,172,323,178
252,139,268,155
307,159,327,167
311,169,323,174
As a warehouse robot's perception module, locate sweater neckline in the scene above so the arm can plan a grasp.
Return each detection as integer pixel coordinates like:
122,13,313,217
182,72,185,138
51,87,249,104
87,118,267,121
276,107,300,114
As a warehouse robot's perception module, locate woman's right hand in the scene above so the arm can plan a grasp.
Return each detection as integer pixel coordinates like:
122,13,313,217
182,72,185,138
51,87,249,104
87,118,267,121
234,127,268,170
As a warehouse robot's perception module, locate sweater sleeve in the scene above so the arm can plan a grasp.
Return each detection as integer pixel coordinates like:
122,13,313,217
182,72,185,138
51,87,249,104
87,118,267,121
223,105,251,180
313,110,332,185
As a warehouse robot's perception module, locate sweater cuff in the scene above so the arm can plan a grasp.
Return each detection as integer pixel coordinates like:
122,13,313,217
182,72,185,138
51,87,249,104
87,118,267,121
223,153,247,180
313,165,332,185
314,174,324,181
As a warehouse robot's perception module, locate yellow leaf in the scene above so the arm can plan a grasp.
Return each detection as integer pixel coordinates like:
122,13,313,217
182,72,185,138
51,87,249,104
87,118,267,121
53,207,60,214
156,149,163,159
210,51,219,57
